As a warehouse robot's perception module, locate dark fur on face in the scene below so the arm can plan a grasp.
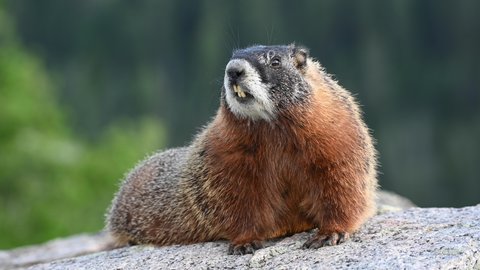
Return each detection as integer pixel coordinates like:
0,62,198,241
224,44,312,115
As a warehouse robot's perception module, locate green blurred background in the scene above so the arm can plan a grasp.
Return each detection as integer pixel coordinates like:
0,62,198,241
1,0,479,249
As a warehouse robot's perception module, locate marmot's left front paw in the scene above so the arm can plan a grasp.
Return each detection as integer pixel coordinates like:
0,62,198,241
302,232,350,249
228,240,264,255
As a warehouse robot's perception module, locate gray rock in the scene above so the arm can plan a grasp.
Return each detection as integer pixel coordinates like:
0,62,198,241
3,193,480,270
375,190,416,214
29,205,480,270
0,233,114,270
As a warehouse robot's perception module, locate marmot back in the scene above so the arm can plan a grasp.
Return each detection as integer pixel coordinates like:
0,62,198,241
107,44,378,255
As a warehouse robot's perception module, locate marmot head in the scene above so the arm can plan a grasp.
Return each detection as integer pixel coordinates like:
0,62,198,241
222,44,312,121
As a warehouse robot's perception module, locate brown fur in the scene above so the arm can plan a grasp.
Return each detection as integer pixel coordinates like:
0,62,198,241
107,56,377,253
192,60,376,246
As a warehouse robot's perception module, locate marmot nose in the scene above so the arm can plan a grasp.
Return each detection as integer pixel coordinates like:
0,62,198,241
227,66,245,82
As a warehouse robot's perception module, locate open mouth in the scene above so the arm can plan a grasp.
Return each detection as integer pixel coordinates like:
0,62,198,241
232,84,254,100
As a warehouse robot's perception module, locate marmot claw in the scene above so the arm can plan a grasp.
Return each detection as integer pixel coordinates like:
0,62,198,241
228,240,264,255
302,232,350,249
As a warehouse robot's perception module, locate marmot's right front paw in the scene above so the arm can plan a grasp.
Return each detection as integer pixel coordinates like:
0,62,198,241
228,240,264,255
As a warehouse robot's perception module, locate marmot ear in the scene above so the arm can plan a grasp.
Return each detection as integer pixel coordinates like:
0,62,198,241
292,45,309,69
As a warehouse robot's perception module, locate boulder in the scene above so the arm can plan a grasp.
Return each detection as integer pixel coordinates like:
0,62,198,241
2,191,479,269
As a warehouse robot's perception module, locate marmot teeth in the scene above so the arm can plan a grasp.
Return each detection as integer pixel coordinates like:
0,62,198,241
233,84,246,98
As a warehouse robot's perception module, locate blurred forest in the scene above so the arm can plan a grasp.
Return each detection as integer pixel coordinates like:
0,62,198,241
1,0,479,248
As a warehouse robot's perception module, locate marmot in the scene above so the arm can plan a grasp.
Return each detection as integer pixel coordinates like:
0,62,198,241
107,44,378,255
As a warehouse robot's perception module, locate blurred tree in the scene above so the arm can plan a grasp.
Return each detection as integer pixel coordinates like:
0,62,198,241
0,6,166,249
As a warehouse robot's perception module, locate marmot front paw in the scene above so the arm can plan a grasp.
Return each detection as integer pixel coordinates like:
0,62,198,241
228,240,264,255
302,232,350,249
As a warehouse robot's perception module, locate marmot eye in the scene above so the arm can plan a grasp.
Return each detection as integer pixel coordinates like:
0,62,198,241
270,58,281,68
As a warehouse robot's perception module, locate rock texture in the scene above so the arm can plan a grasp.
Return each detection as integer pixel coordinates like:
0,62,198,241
1,192,479,270
0,233,114,270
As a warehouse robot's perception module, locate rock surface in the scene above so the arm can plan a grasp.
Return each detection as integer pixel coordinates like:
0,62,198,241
2,192,479,270
0,233,114,270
